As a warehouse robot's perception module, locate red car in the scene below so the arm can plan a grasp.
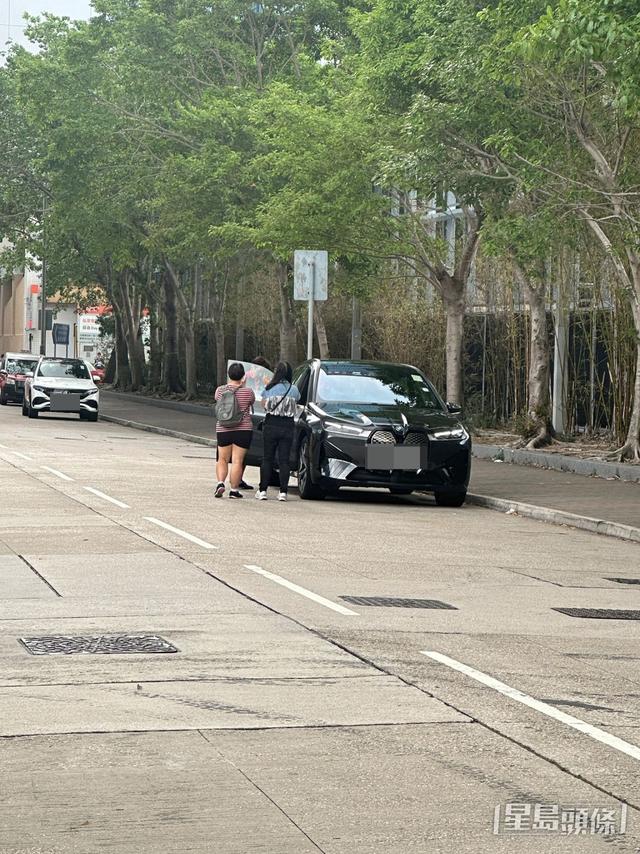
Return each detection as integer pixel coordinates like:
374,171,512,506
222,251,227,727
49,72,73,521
0,352,40,406
90,363,106,384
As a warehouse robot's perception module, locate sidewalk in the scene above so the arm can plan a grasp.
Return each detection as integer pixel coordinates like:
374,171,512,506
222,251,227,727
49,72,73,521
101,391,639,534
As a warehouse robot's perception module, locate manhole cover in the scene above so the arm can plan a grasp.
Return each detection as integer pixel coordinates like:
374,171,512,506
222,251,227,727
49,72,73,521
607,578,640,585
553,608,640,621
340,596,457,609
19,634,179,655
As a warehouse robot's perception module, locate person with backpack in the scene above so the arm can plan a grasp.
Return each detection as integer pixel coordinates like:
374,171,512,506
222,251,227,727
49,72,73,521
255,361,300,502
214,363,255,499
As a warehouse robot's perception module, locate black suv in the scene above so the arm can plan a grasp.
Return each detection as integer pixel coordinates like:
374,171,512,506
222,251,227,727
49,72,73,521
246,359,471,505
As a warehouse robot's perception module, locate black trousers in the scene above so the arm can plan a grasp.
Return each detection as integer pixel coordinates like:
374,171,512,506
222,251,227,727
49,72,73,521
260,416,294,492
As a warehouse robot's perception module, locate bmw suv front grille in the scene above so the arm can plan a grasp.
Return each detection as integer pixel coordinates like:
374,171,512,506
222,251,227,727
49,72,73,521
370,429,427,445
371,430,396,445
404,431,428,445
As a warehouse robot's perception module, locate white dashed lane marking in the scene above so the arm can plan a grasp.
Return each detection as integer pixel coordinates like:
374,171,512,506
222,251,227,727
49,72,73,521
83,486,130,509
243,564,359,616
41,466,74,482
423,651,640,763
144,517,218,549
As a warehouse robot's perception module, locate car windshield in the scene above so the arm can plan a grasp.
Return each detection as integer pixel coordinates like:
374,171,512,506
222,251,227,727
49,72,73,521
316,364,444,412
6,358,37,374
37,360,90,379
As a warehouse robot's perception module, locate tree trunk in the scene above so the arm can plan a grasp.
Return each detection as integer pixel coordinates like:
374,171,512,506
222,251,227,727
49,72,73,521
617,262,640,460
314,302,330,359
149,301,162,388
279,263,297,364
104,346,116,385
183,326,197,399
214,318,226,387
351,296,362,360
514,265,554,448
235,278,245,360
116,273,145,391
441,278,465,406
162,272,183,393
114,314,131,389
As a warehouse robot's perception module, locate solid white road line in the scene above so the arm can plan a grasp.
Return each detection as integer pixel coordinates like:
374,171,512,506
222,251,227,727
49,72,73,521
0,442,8,449
422,650,640,763
12,451,33,461
144,517,218,549
41,466,74,482
83,486,130,509
243,564,359,616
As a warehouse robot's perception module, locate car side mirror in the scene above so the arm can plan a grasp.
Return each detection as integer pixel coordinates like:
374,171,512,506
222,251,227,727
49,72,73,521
446,402,463,415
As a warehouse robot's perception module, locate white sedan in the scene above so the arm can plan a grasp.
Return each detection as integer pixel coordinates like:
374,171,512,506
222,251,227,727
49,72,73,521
23,357,100,421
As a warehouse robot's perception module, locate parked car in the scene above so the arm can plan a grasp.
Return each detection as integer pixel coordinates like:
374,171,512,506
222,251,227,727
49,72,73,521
23,357,100,421
245,359,471,505
0,352,40,406
90,363,106,384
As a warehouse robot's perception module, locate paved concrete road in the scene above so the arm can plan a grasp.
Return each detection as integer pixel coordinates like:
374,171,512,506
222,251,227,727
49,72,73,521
1,403,640,853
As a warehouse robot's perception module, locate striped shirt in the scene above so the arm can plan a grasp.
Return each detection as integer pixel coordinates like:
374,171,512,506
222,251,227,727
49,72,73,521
214,384,255,431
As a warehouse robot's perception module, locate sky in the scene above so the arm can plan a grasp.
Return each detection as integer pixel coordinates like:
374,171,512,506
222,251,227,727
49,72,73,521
3,0,93,51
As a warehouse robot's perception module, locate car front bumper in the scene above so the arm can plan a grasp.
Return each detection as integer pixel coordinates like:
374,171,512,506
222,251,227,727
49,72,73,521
31,392,99,413
316,433,471,491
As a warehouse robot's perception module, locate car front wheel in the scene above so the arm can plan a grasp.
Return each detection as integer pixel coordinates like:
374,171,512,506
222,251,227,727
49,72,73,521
22,398,28,416
28,399,39,419
297,437,325,500
0,389,7,405
434,489,466,508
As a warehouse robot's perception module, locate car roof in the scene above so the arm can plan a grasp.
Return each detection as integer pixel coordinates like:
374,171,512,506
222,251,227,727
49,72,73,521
5,352,39,360
39,357,84,362
315,359,422,372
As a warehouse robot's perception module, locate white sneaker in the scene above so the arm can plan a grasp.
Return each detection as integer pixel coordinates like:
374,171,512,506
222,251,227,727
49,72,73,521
278,492,287,502
255,491,267,501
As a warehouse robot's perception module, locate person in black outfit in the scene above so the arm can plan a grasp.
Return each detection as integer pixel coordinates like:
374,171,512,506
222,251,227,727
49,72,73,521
256,361,300,501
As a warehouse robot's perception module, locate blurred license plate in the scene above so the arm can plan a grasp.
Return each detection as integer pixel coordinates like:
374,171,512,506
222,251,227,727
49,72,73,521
50,393,81,412
365,445,425,470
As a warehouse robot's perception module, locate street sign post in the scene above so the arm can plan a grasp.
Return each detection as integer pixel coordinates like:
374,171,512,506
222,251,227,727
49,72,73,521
52,323,70,358
294,250,328,360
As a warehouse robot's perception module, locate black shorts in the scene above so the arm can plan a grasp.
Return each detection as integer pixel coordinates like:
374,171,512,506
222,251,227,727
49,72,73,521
216,429,253,450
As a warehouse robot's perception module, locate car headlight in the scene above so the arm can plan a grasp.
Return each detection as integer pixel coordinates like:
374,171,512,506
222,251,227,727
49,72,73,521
324,419,371,437
82,387,99,397
32,385,47,393
430,426,469,442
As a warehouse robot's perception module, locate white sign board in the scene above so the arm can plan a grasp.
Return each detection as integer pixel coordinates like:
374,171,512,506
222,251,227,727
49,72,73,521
77,313,100,346
294,250,328,301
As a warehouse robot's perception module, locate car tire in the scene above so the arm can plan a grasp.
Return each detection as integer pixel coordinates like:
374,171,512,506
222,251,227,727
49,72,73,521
389,487,413,495
88,411,98,423
0,389,7,406
434,489,466,507
28,400,39,419
22,398,28,416
297,437,325,500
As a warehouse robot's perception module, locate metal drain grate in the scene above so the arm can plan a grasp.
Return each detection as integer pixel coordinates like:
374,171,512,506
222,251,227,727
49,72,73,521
340,596,457,610
19,634,179,656
553,608,640,621
606,578,640,585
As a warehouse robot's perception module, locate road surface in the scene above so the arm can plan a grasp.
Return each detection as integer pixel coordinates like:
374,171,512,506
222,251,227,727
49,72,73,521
1,403,640,852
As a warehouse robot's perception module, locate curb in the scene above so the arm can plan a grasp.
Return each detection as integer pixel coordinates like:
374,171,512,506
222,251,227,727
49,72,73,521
100,414,217,448
473,443,640,484
467,493,640,545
